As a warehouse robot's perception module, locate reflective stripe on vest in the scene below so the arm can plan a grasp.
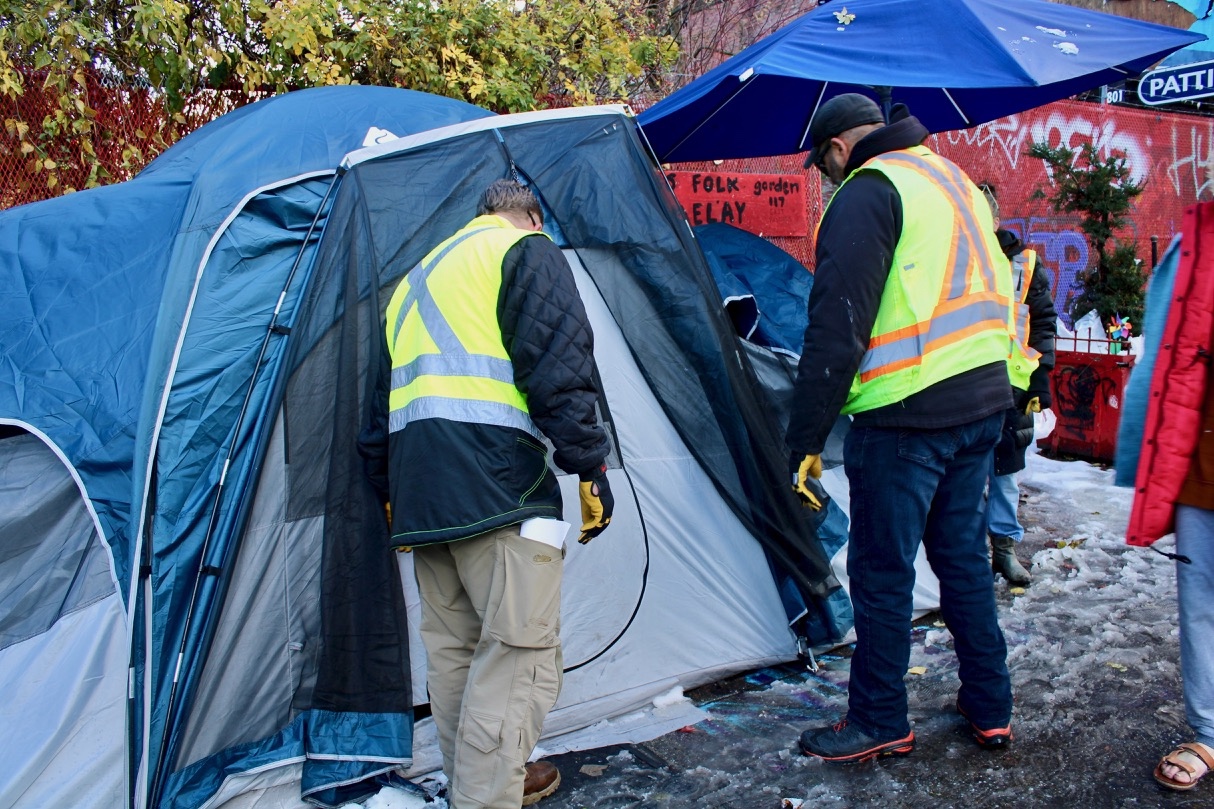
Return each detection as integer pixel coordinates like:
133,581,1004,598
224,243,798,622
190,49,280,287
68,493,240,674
857,291,1012,380
385,216,542,438
1007,249,1043,390
828,147,1013,413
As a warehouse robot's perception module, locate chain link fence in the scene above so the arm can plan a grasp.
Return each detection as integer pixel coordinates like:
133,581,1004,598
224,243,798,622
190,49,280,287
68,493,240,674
1,70,256,209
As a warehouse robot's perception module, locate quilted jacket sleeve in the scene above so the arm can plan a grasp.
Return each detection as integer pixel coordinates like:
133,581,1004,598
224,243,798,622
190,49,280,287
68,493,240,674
1023,263,1058,410
498,235,609,477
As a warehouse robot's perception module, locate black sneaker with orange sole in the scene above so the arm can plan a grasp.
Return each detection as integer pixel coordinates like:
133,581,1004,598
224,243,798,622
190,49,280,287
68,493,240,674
798,718,915,763
956,701,1013,749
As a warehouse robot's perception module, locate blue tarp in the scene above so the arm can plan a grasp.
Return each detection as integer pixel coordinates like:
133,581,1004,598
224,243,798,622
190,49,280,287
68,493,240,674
695,222,813,355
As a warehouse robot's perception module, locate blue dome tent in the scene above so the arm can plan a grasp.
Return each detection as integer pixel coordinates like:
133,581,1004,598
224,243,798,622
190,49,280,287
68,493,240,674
0,86,493,808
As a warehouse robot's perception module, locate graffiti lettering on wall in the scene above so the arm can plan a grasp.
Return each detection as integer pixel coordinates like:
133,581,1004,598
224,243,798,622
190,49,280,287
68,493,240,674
939,116,1033,170
1167,122,1214,199
1002,217,1089,320
1027,112,1150,185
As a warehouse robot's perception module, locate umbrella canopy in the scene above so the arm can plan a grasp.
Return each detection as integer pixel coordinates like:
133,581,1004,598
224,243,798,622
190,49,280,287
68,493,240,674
639,0,1205,163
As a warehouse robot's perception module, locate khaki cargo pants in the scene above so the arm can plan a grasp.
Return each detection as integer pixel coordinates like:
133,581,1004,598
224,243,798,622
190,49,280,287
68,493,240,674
412,524,564,809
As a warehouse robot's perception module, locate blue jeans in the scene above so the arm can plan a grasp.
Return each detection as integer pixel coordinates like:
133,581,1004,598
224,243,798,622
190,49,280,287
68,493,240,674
844,412,1012,739
1176,505,1214,748
985,461,1024,541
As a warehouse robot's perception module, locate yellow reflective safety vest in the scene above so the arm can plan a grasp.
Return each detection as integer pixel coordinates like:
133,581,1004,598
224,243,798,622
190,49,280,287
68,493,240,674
828,146,1014,415
1007,249,1043,391
384,214,542,438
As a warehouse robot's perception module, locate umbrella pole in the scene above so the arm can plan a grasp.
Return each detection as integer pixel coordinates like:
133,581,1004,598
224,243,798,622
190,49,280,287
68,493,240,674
875,85,892,122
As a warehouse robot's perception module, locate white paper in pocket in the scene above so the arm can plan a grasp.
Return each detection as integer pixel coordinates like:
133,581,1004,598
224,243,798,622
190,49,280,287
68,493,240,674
519,518,570,550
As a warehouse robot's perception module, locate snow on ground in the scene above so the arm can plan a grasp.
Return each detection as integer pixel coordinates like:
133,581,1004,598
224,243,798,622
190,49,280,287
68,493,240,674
529,450,1203,808
356,450,1202,807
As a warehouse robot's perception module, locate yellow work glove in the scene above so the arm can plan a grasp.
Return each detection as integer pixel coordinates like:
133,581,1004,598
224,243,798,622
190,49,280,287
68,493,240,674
384,503,412,552
578,464,614,544
1024,396,1041,416
789,453,825,511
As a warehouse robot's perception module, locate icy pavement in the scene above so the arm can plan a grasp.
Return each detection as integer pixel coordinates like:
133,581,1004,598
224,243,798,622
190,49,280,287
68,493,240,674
529,452,1207,808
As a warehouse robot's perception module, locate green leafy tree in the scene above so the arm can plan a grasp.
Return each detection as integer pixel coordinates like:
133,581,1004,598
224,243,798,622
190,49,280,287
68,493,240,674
1027,140,1147,334
1,0,678,195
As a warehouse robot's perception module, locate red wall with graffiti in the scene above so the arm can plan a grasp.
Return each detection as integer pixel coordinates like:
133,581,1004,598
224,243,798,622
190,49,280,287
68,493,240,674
668,98,1213,327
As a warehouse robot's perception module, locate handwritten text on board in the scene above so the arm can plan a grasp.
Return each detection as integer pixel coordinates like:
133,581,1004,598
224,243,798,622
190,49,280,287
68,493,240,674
665,171,807,237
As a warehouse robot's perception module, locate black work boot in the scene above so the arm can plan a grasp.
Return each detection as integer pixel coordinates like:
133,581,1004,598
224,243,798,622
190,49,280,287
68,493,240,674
990,534,1031,585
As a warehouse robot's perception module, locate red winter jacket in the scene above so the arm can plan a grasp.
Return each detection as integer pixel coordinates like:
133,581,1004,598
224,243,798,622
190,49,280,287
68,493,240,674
1126,202,1214,546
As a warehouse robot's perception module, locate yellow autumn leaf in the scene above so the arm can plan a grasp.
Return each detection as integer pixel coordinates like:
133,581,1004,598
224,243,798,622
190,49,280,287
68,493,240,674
907,666,927,676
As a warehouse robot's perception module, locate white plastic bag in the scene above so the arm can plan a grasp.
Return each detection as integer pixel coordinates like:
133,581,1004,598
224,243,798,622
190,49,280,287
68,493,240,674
1067,309,1106,353
1034,408,1056,441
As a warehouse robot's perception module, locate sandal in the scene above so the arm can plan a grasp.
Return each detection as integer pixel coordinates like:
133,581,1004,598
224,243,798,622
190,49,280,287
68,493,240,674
1154,742,1214,791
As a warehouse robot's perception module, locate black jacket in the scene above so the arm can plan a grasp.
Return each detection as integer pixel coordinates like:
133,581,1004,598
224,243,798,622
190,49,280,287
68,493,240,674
786,107,1013,456
359,232,609,545
994,229,1058,476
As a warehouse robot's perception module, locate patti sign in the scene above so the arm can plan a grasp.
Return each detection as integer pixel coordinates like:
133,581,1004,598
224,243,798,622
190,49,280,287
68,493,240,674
665,171,807,237
1136,59,1214,106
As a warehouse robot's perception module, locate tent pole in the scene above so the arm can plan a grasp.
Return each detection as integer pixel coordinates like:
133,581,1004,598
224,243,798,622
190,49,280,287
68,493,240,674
146,171,344,807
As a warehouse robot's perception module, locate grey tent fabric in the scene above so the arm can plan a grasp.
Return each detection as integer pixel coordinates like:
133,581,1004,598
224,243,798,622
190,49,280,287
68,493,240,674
0,432,113,651
0,430,125,809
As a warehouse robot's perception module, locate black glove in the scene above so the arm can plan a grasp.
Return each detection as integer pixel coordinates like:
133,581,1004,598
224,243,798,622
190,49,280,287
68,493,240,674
789,453,826,511
1024,366,1051,412
1019,387,1050,414
578,463,614,544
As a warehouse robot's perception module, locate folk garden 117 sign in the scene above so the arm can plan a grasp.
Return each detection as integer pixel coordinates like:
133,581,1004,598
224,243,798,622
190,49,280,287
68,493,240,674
665,171,807,237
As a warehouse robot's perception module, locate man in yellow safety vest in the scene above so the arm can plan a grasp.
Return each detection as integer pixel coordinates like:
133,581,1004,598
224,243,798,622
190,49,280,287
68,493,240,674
787,94,1017,762
979,182,1057,587
359,179,613,807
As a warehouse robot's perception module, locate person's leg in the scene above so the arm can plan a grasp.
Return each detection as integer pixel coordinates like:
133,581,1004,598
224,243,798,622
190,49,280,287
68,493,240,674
1156,504,1214,788
843,424,942,740
1177,504,1214,748
448,524,564,809
922,412,1012,732
987,463,1032,584
412,541,481,778
985,466,1024,542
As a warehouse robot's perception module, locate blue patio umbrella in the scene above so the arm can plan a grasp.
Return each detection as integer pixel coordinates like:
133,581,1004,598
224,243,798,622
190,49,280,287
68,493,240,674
639,0,1204,163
